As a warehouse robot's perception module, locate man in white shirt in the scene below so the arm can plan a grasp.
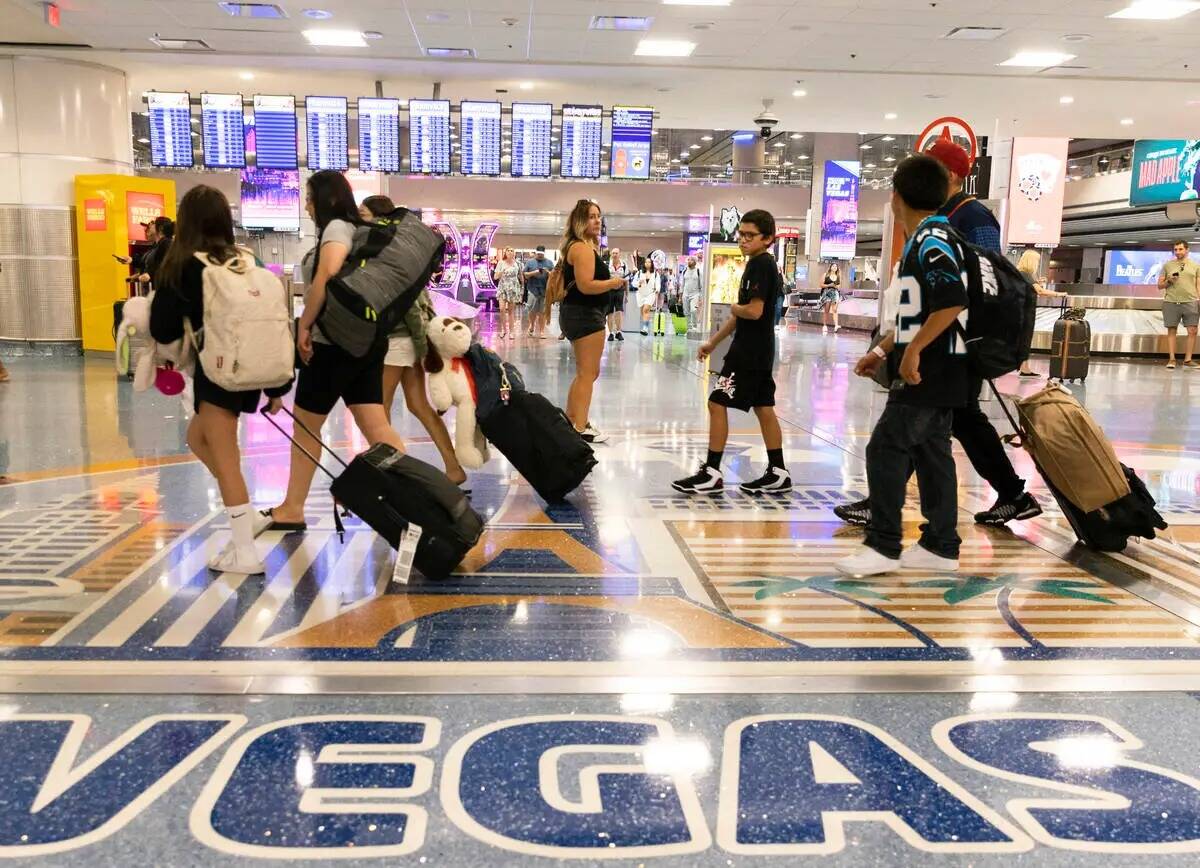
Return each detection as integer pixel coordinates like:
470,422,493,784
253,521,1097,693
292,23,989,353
682,256,703,329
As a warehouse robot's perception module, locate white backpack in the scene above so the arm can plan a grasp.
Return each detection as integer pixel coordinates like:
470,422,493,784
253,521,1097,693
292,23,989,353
188,250,294,392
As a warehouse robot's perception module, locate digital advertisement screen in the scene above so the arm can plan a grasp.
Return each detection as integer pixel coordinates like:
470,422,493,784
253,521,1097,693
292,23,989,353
460,100,502,176
1103,249,1177,285
305,96,348,171
686,232,707,257
357,97,401,173
200,93,245,169
409,99,451,175
147,91,194,168
240,168,301,232
561,104,603,179
510,102,552,178
252,95,298,169
1007,137,1069,247
1129,139,1200,207
819,160,861,260
609,105,653,180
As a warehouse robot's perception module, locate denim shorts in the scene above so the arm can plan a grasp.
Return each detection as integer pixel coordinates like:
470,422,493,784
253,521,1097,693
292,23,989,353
559,303,607,341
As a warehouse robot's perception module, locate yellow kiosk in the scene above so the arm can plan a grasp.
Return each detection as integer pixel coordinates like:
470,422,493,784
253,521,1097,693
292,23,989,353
73,175,177,353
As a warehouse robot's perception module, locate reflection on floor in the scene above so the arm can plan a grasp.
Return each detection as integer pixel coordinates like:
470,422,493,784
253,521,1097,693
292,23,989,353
0,323,1199,864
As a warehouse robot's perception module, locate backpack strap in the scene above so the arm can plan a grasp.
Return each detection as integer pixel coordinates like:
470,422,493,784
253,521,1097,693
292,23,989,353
946,195,977,220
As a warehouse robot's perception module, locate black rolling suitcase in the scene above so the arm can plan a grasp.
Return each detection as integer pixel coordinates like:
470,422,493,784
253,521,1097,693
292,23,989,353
1049,307,1090,383
1041,463,1166,553
263,406,484,579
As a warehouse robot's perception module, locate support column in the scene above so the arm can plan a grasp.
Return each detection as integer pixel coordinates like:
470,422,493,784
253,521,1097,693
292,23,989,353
731,136,766,186
0,55,132,354
805,133,859,288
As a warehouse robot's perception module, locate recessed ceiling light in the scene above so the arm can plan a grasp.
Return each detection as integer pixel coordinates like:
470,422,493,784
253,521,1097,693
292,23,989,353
589,15,654,31
303,29,367,47
1109,1,1200,20
671,158,681,164
302,8,333,19
701,134,713,141
792,89,807,98
680,151,690,158
881,135,895,141
773,142,787,148
865,163,877,169
789,133,803,140
1060,95,1075,104
519,81,534,90
219,2,286,18
859,144,872,150
999,50,1076,67
238,71,255,80
690,144,700,149
363,31,383,39
137,137,150,144
1121,117,1135,125
798,154,810,159
635,39,696,57
884,112,898,120
426,47,475,57
884,156,896,162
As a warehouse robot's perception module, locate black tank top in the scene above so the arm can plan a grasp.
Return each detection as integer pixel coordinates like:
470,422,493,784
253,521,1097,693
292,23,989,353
562,243,611,309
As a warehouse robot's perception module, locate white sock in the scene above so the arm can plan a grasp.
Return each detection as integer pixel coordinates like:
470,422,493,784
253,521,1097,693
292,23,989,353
227,504,256,556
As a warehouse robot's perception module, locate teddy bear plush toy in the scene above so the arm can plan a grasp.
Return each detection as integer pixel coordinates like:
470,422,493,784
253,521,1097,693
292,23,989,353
114,294,195,395
424,316,490,469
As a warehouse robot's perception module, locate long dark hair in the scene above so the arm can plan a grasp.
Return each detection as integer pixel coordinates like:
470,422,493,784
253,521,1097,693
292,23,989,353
307,169,361,234
157,185,237,289
361,195,395,218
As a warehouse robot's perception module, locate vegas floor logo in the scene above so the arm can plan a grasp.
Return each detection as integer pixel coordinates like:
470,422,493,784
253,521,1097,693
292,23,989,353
1,712,1199,858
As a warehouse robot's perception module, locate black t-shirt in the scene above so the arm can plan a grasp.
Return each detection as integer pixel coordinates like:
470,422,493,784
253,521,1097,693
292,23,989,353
725,252,781,371
889,216,970,408
562,243,611,309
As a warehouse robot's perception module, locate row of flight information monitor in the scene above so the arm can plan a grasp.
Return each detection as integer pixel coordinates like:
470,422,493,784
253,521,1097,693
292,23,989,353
147,93,655,180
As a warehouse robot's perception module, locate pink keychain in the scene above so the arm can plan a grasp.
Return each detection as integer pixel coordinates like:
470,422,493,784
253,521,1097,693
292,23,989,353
155,364,186,396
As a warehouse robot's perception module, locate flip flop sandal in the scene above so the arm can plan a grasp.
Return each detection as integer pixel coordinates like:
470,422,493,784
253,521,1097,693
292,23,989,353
257,508,307,534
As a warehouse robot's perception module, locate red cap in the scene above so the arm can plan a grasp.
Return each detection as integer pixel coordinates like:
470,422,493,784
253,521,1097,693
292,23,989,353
925,134,972,179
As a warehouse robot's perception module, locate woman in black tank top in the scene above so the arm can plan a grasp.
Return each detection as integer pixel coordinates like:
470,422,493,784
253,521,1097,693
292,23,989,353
558,199,625,444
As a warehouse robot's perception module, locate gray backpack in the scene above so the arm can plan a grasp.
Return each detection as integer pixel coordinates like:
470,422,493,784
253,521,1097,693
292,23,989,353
316,207,446,358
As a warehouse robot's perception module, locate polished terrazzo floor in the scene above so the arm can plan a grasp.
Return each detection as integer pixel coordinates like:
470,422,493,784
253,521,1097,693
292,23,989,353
1,320,1199,864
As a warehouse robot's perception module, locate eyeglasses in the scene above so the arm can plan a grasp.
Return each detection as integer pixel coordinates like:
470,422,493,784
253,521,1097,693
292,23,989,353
737,231,762,241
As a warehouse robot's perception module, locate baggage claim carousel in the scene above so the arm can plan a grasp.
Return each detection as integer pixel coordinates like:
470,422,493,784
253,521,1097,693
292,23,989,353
788,284,1180,358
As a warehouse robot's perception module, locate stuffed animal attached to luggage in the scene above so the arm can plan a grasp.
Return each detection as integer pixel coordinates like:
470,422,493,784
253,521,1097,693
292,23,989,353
114,294,195,397
424,317,491,469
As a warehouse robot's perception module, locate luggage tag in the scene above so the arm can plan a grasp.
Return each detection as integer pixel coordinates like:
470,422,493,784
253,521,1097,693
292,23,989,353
499,366,512,406
391,522,423,585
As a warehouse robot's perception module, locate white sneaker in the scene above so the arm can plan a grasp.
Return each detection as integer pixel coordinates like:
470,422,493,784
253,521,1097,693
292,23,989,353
209,542,265,575
834,547,900,577
580,423,609,444
822,325,828,335
251,509,274,538
900,544,959,573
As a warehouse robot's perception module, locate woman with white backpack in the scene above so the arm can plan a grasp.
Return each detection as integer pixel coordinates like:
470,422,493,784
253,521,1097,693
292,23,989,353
150,185,294,575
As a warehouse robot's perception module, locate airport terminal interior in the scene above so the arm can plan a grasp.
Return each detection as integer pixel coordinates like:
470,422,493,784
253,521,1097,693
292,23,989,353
3,0,1200,864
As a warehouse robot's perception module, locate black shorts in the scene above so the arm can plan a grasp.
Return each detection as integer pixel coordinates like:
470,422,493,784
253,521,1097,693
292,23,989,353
193,366,263,416
709,365,776,412
295,341,386,415
559,303,607,341
606,288,625,314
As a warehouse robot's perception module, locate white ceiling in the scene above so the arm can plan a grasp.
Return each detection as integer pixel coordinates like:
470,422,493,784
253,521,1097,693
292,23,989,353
6,0,1200,137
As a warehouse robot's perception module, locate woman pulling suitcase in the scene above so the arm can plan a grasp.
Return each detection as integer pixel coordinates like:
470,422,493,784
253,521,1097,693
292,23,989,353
262,171,409,533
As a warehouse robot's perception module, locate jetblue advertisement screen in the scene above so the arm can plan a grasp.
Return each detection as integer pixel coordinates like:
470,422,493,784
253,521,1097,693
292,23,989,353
610,105,653,180
408,99,451,175
147,91,194,169
511,102,552,178
252,95,298,170
357,97,401,173
460,101,502,176
305,96,348,171
200,93,245,169
560,104,603,179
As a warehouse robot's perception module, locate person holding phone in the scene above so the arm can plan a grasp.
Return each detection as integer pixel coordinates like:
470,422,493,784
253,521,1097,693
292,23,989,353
1158,240,1200,370
523,246,550,339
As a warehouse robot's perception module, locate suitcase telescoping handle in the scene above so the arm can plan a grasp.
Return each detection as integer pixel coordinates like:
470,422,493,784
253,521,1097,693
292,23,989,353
259,403,351,480
986,379,1027,449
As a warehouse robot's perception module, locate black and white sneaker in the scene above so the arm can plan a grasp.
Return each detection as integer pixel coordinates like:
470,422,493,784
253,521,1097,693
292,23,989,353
974,492,1043,526
739,468,793,495
833,498,871,526
579,423,609,445
671,465,724,495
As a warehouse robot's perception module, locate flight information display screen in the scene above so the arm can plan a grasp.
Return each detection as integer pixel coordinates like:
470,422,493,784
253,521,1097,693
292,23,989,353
147,91,194,168
305,96,348,171
252,94,298,170
459,100,502,176
358,97,401,173
511,102,552,178
561,104,603,179
200,93,245,169
610,105,653,180
408,99,451,175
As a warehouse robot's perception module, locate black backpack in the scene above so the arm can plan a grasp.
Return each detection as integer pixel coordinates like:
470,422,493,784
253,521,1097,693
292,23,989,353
954,239,1038,379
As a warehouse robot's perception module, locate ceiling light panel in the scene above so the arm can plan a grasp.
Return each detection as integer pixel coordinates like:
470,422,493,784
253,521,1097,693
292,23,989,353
635,39,696,57
589,16,655,31
1110,1,1200,20
303,29,367,47
218,2,287,18
998,51,1076,67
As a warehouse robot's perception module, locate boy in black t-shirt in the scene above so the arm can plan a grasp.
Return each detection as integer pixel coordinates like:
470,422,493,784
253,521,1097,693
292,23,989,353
673,210,790,495
836,155,969,577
